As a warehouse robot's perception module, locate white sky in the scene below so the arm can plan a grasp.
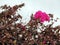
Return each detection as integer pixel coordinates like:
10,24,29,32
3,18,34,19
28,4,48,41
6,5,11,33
0,0,60,27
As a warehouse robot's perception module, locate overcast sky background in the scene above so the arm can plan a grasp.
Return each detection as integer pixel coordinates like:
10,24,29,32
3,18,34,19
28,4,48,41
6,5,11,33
0,0,60,27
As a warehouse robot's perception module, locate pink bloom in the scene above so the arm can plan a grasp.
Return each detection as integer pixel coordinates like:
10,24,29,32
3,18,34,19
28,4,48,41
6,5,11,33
34,11,42,19
34,10,50,23
42,12,50,21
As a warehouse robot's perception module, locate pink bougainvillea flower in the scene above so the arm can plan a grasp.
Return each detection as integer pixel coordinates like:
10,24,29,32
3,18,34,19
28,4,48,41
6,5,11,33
34,11,42,19
34,10,50,23
42,12,50,21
